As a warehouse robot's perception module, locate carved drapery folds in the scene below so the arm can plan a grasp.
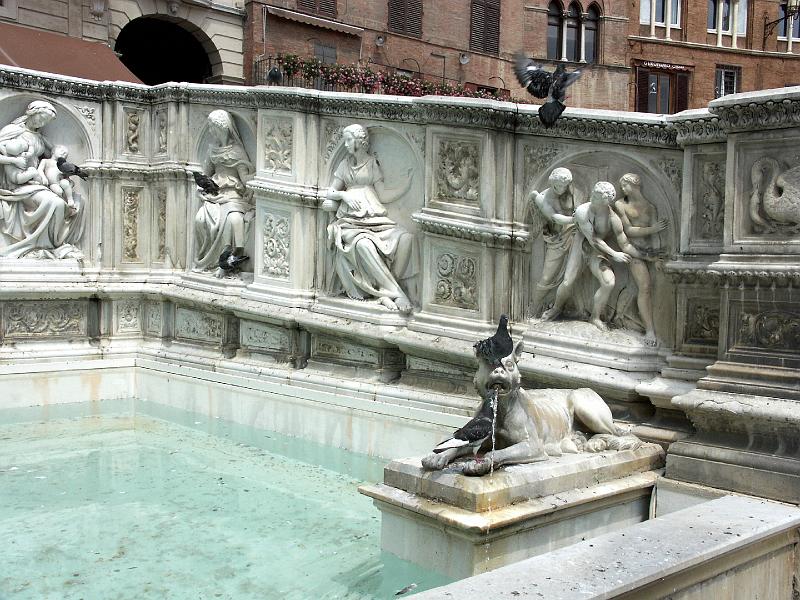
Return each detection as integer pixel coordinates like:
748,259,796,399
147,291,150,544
434,139,480,204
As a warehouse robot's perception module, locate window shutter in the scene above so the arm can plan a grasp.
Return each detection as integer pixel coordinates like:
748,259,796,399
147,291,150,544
470,0,500,54
319,0,336,17
470,2,486,52
636,68,650,112
676,72,690,112
389,0,422,37
388,0,405,33
484,1,500,54
298,0,315,12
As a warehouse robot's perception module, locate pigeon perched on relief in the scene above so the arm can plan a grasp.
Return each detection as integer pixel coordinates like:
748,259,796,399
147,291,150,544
192,170,220,196
513,52,582,128
473,314,514,367
431,395,495,458
56,157,89,180
267,66,282,85
218,245,249,274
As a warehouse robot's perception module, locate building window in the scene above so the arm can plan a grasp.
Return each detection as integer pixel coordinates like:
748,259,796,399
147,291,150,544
778,3,800,39
565,3,581,62
388,0,423,38
470,0,500,55
314,43,337,64
636,66,690,114
715,65,740,97
707,0,747,34
547,1,563,60
297,0,337,18
584,4,600,64
640,0,680,26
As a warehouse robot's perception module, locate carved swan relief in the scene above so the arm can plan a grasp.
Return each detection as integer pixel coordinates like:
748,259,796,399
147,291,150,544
749,157,800,233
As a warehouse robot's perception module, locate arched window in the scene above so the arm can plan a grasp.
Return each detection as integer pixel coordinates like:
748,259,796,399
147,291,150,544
547,2,563,60
566,3,581,62
584,4,600,64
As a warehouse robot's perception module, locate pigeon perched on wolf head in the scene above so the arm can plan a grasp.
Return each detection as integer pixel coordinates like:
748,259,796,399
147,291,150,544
473,314,513,367
513,52,582,128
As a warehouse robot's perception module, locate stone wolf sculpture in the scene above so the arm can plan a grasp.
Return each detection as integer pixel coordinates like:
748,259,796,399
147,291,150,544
422,340,641,476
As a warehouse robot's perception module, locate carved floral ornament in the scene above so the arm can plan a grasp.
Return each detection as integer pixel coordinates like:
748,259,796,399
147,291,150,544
434,251,479,310
435,139,480,204
263,119,293,173
711,97,800,133
738,310,800,352
122,187,140,262
3,301,86,338
262,211,290,279
665,264,800,287
695,159,725,240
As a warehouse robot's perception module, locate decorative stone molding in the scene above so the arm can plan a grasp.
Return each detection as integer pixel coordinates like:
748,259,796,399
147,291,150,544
125,109,141,154
240,320,291,353
655,157,682,192
433,251,479,310
144,302,162,336
434,140,480,204
673,115,726,146
693,158,725,241
665,262,800,287
412,212,528,249
323,122,344,163
685,301,720,345
2,301,86,339
262,211,290,279
74,105,96,132
248,180,320,208
263,119,293,173
522,143,562,191
116,299,141,333
311,335,404,367
156,110,167,154
737,310,800,353
711,97,800,133
122,187,141,262
155,188,167,262
517,113,678,148
174,307,223,343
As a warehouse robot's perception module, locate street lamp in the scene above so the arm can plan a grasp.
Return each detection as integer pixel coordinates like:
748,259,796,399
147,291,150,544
763,0,800,49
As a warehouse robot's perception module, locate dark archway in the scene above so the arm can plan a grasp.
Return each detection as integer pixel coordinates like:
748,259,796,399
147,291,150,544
115,17,212,85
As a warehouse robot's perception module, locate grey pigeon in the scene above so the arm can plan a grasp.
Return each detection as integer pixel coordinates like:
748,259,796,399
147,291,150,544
473,314,513,366
192,171,220,196
218,245,248,273
513,52,582,128
267,66,282,85
432,396,495,456
56,157,88,180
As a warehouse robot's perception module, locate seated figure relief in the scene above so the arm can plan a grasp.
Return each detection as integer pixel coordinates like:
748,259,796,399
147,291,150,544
322,124,419,312
0,100,85,259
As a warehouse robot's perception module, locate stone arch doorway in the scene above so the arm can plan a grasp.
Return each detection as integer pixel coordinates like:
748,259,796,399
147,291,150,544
115,17,218,85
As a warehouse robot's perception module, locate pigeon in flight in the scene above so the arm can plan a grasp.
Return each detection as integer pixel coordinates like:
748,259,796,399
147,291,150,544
56,157,89,180
192,171,220,196
267,66,282,85
473,314,513,367
218,245,248,274
432,394,496,457
513,52,582,128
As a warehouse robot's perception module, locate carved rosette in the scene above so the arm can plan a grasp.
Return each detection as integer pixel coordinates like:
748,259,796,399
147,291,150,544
693,158,725,241
434,140,480,204
738,310,800,352
122,187,140,262
433,251,479,310
2,301,86,339
263,119,293,173
262,212,290,279
156,188,167,261
116,300,141,333
522,143,562,192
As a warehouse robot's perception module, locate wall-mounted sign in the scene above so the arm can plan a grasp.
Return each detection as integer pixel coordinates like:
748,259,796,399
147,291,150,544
637,60,692,72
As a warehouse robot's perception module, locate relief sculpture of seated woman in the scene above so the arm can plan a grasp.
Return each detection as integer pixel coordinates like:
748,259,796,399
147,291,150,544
322,124,418,312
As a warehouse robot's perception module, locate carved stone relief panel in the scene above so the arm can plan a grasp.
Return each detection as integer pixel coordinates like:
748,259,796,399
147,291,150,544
655,157,682,193
240,320,291,353
522,142,562,195
122,187,141,263
74,105,96,133
154,188,167,262
116,299,141,334
124,108,142,154
144,302,163,336
155,110,167,154
323,121,344,164
174,307,223,343
434,139,480,205
691,155,725,244
2,300,86,339
311,334,404,368
432,250,479,311
262,210,290,280
725,296,800,369
747,157,800,235
738,310,800,353
683,297,720,353
263,118,293,174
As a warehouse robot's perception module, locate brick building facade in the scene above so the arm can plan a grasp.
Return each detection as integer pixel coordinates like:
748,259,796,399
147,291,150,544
246,0,800,112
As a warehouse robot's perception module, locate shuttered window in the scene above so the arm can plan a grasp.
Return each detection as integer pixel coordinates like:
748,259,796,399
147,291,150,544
297,0,337,18
636,66,690,114
388,0,423,37
470,0,500,55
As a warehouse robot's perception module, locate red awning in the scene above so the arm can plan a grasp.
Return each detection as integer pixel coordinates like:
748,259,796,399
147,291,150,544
0,22,142,84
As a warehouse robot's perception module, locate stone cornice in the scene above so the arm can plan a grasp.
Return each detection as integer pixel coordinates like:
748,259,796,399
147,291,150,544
709,87,800,133
248,180,320,207
665,260,800,286
412,212,528,248
668,110,726,146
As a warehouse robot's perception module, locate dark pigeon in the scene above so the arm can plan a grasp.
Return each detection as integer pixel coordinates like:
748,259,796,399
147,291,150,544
218,245,248,273
513,52,582,128
267,66,282,85
474,314,513,366
432,396,495,456
56,157,88,180
192,171,220,196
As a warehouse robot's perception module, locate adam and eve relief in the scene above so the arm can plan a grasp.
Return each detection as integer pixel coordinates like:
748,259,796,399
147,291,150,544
529,166,670,345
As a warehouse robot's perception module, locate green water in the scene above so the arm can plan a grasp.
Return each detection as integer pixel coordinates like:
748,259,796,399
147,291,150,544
0,401,452,599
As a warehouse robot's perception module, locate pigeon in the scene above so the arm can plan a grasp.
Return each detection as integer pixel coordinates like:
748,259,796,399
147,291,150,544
218,245,248,273
473,314,514,366
432,395,495,457
267,66,282,85
192,171,220,196
513,52,582,128
395,583,418,596
56,157,89,180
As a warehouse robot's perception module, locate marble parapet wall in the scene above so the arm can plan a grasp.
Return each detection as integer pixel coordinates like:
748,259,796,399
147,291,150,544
0,66,798,501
